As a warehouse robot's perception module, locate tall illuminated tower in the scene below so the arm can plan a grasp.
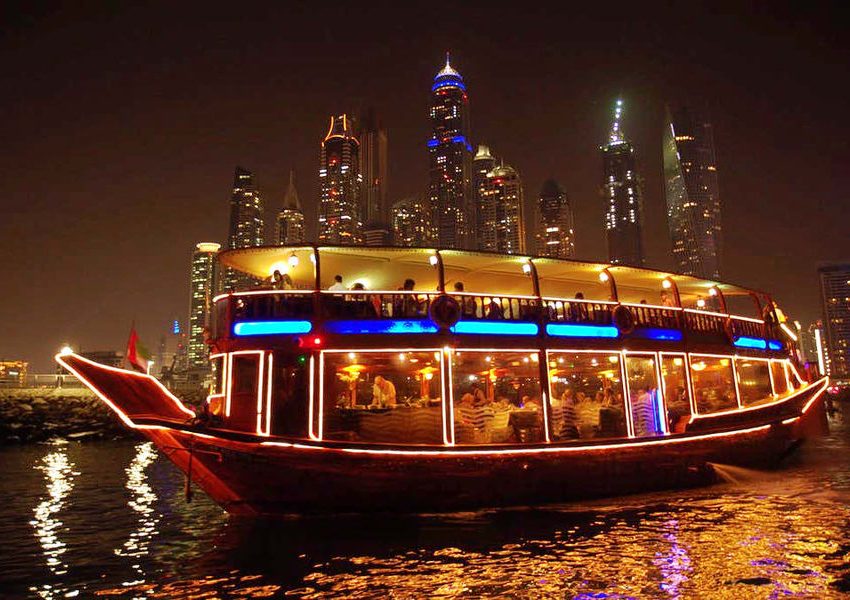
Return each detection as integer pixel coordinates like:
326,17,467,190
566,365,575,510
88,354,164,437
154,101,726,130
188,242,220,369
428,54,472,249
358,108,389,245
319,114,362,245
601,99,644,266
222,167,264,291
819,263,850,379
535,179,575,258
479,164,526,255
663,105,722,279
472,144,497,250
391,195,433,247
276,170,305,245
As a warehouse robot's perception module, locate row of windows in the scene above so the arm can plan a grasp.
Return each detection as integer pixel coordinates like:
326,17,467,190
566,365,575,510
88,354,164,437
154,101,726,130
208,350,801,445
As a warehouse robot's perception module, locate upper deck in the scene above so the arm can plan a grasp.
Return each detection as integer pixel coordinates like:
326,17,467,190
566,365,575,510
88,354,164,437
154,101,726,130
211,245,790,357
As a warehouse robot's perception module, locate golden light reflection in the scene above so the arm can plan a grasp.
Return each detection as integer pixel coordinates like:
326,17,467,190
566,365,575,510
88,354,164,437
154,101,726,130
29,444,80,599
114,442,160,587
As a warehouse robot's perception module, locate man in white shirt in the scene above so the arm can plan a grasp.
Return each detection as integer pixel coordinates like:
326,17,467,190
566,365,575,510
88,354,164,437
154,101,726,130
328,274,345,291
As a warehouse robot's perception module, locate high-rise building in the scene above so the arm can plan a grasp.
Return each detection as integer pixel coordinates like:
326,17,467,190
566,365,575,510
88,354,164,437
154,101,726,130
818,263,850,379
428,54,472,250
319,114,363,245
535,179,575,258
391,196,433,247
188,242,220,369
222,167,264,291
473,144,498,250
479,164,526,255
156,319,187,377
276,170,305,245
601,99,644,266
663,105,722,279
358,108,389,246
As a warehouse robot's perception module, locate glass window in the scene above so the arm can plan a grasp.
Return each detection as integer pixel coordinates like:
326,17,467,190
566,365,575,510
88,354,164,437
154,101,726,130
210,355,225,395
661,355,690,433
322,351,443,444
228,353,261,430
690,356,738,414
735,359,772,406
270,353,309,437
770,361,789,395
625,355,665,437
452,350,544,444
548,352,627,441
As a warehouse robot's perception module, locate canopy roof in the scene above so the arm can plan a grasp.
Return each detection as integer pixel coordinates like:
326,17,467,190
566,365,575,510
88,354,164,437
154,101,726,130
218,245,769,314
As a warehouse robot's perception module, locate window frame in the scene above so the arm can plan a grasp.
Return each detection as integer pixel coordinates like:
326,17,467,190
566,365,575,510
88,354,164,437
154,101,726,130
688,353,741,415
659,351,694,431
623,351,667,437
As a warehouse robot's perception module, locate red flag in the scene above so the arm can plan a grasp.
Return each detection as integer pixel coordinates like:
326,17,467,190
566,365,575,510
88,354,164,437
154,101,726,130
126,325,151,373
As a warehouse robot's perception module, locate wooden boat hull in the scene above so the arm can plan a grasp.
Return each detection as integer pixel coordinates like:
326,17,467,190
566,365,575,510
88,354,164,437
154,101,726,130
57,352,828,515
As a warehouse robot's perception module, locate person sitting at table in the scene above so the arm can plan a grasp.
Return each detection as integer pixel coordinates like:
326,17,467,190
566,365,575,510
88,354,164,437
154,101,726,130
631,387,657,436
371,375,397,408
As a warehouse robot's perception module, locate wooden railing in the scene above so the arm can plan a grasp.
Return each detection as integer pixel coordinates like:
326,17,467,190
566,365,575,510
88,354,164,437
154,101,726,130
211,290,777,348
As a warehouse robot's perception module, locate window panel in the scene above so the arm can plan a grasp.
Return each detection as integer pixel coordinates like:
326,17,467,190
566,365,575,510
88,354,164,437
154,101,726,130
690,356,737,414
452,350,544,444
735,359,772,406
625,355,665,437
771,361,789,395
548,352,628,441
322,351,443,444
661,355,690,433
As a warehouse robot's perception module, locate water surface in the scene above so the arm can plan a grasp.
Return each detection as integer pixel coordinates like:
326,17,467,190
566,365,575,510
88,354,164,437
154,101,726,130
1,404,848,598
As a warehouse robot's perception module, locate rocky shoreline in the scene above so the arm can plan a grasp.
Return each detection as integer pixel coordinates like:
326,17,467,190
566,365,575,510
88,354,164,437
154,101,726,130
0,387,206,445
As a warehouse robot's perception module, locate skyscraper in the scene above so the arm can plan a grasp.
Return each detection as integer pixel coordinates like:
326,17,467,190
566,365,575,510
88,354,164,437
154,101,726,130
479,164,526,255
188,242,220,369
276,170,305,245
222,167,265,292
818,263,850,379
391,195,432,247
319,114,363,245
663,105,722,279
358,108,389,246
601,99,644,266
473,144,497,250
428,54,472,250
535,179,575,258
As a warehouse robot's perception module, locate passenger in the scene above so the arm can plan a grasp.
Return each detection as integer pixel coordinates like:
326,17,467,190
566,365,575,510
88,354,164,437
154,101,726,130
275,273,293,290
328,274,345,292
660,290,676,307
632,387,656,436
453,281,477,317
349,282,378,317
401,278,423,316
557,390,579,438
570,292,589,322
371,375,397,408
485,299,504,319
270,269,284,289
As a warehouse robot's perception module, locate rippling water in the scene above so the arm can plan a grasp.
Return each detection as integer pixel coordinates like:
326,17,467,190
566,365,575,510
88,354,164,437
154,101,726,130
1,404,849,599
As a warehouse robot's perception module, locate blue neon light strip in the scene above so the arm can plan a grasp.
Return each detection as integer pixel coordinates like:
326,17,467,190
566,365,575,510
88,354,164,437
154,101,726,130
233,320,312,336
427,138,439,148
733,336,767,350
546,323,619,338
635,328,684,341
451,321,539,336
767,340,783,351
431,79,466,93
324,319,439,335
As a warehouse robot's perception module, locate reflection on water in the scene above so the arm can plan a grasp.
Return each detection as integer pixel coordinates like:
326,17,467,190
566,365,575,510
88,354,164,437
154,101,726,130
0,404,848,598
114,442,159,587
28,441,80,599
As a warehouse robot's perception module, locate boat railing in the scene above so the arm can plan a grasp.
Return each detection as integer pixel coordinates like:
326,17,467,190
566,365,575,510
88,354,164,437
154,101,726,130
212,290,775,346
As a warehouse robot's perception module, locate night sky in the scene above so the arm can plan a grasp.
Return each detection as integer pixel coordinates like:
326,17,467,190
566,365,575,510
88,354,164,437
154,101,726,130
2,3,848,371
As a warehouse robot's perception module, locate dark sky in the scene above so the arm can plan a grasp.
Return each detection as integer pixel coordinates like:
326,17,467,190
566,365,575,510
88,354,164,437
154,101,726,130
2,2,848,371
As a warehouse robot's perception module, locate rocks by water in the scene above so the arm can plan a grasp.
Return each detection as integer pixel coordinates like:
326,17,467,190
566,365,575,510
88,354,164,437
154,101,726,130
0,386,206,445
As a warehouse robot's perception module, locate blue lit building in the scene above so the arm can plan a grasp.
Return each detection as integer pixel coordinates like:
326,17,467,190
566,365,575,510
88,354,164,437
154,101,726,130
601,99,645,266
428,55,473,250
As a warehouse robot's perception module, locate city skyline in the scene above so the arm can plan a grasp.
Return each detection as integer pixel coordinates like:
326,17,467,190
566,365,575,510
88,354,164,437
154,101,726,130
2,4,848,370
